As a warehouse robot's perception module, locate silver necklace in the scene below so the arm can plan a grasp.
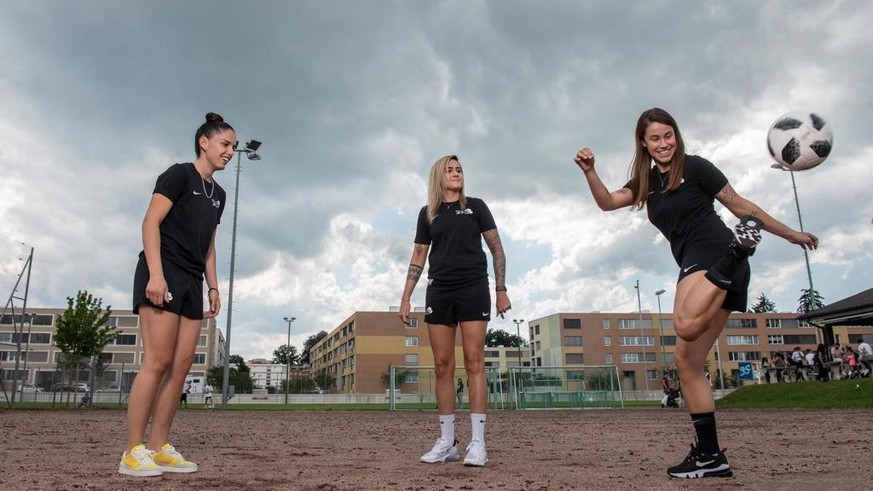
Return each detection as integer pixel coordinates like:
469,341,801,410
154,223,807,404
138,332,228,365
201,175,214,199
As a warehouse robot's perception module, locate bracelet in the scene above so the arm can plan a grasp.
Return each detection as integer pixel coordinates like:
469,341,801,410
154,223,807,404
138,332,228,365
495,285,507,292
207,287,219,295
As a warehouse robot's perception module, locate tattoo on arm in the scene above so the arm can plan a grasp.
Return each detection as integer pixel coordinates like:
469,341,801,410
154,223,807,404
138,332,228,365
407,264,423,282
616,188,631,196
482,229,506,286
717,184,738,202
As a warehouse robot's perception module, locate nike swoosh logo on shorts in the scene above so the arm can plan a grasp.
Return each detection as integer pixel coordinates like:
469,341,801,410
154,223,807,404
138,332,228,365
482,312,490,317
683,264,698,273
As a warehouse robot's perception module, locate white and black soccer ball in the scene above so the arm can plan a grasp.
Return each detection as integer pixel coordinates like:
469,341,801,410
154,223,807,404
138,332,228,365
767,111,833,171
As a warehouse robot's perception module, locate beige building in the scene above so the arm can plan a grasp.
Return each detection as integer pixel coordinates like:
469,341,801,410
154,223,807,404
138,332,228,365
528,311,873,390
309,310,529,394
0,308,224,391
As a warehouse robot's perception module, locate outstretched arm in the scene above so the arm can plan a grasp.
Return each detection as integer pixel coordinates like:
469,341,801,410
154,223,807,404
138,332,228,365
399,243,429,325
482,229,511,318
715,183,819,250
574,147,635,211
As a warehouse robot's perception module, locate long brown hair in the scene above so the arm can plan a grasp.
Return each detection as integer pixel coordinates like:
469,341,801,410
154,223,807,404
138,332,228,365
426,155,466,223
628,108,686,210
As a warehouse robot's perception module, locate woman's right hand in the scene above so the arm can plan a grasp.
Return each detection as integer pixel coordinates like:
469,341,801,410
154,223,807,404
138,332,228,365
574,147,596,173
398,299,412,325
145,276,170,307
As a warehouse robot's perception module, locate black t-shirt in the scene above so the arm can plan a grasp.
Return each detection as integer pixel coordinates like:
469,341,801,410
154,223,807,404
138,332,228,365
145,163,227,276
414,197,497,287
625,155,732,262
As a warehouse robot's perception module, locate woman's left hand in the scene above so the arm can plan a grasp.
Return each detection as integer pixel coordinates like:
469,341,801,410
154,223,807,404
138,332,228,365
789,231,819,250
205,289,222,318
496,291,511,319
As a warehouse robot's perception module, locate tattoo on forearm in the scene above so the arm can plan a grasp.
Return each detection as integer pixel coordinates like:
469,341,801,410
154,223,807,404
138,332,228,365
407,264,423,282
482,229,506,285
718,184,738,202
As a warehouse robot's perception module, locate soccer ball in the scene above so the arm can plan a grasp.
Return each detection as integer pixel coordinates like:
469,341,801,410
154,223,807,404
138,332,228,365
766,111,833,171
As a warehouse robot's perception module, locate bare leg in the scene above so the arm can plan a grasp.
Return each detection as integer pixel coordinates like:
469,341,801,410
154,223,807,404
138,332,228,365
673,271,728,342
147,316,201,450
126,307,177,452
676,309,730,413
427,323,458,415
459,321,487,414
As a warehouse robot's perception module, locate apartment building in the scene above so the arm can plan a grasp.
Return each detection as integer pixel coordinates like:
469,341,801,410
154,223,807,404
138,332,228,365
528,311,873,391
0,307,225,390
309,310,530,394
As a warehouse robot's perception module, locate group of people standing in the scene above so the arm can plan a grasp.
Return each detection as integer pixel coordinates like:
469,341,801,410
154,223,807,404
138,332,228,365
764,341,872,383
119,108,818,480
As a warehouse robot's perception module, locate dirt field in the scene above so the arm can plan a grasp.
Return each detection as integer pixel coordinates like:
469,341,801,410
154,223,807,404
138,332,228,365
1,407,869,490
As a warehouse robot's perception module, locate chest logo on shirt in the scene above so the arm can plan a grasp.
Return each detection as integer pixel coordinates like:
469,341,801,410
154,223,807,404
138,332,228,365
456,209,473,215
212,199,221,209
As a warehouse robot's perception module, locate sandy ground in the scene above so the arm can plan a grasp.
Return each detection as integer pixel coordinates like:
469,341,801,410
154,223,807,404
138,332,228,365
1,407,870,490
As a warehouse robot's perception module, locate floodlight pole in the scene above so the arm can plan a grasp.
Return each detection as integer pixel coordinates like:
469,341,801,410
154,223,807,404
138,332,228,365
634,280,649,392
283,316,295,405
221,140,261,408
512,319,524,368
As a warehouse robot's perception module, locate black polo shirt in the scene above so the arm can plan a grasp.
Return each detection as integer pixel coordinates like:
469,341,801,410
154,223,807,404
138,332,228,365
147,163,227,276
414,197,496,287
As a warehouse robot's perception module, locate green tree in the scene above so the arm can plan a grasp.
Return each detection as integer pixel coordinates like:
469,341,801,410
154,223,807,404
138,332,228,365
381,367,409,388
301,330,327,365
272,344,300,365
53,290,115,405
312,371,335,392
485,328,527,348
797,288,825,313
749,293,777,313
207,355,254,393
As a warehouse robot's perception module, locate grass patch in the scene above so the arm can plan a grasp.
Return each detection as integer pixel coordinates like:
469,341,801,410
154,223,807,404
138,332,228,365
717,378,873,409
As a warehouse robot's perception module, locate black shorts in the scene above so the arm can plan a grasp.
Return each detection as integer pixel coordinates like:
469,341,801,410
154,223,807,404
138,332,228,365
425,280,491,325
133,254,204,319
676,241,750,312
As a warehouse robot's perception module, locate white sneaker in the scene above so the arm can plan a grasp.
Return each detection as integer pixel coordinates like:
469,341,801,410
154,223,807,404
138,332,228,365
463,439,488,467
118,444,162,477
420,437,459,463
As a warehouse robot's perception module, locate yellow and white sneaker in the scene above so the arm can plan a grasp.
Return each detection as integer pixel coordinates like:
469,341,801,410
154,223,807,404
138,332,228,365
152,443,198,473
118,444,162,477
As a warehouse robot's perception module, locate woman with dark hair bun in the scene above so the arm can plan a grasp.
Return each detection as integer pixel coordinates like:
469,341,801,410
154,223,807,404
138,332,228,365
119,113,234,477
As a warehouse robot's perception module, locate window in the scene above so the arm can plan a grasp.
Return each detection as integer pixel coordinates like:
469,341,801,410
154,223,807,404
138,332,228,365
406,371,419,383
603,336,611,347
32,314,54,326
781,334,816,345
661,352,674,364
404,336,418,347
484,350,499,358
117,316,139,327
197,335,207,346
618,318,652,329
568,371,584,380
620,353,656,363
565,353,584,364
602,319,610,329
659,319,673,328
766,318,782,328
29,333,51,344
647,370,659,380
535,325,540,335
661,335,677,346
727,335,759,345
406,318,418,328
114,352,135,364
564,336,582,346
104,316,120,327
725,318,757,328
618,336,655,346
405,354,419,365
193,353,206,364
604,353,613,364
768,335,784,345
0,332,25,344
563,318,582,329
115,334,137,345
728,351,761,361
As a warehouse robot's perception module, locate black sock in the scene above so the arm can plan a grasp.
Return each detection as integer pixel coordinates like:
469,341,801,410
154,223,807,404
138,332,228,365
691,412,720,455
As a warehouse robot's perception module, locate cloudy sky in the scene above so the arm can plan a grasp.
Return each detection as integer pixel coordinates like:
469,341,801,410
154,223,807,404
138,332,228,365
2,1,871,360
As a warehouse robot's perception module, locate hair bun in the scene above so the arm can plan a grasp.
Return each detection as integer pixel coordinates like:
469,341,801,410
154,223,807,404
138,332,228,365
205,112,224,123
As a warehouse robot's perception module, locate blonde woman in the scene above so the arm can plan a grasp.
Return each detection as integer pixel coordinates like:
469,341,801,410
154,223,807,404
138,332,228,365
399,155,511,467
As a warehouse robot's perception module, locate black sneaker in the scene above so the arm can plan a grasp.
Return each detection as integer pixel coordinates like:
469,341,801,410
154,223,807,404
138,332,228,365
732,215,764,256
667,443,733,479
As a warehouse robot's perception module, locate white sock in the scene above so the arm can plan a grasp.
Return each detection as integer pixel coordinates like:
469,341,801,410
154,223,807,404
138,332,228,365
471,413,486,443
439,414,455,443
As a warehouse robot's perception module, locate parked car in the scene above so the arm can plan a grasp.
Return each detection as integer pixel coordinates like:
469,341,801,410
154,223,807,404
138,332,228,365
49,383,75,392
18,384,44,393
75,383,91,392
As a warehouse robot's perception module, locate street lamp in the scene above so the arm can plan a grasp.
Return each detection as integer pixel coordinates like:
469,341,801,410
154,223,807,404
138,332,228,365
655,289,666,371
283,316,296,404
634,280,649,391
512,319,525,368
771,163,820,343
221,139,262,408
